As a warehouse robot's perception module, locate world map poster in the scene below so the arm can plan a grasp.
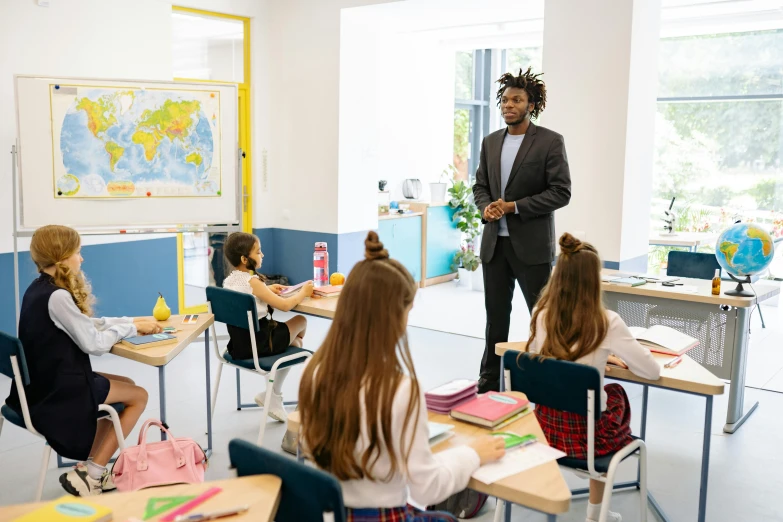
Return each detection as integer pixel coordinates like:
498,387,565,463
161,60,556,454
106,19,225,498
50,84,221,198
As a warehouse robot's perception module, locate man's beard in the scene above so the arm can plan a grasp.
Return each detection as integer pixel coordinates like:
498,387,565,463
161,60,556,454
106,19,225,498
507,109,529,126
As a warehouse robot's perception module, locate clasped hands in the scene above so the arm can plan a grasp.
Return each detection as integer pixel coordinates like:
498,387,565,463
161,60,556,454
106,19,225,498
483,199,516,222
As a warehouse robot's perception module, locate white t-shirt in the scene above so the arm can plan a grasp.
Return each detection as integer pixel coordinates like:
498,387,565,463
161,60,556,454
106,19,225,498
222,270,268,315
317,377,481,509
528,310,661,410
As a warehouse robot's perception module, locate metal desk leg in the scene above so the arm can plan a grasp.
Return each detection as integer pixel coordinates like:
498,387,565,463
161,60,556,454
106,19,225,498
637,385,649,485
159,366,167,441
504,501,511,522
205,330,213,453
546,515,557,522
725,306,758,433
499,358,504,392
698,396,713,522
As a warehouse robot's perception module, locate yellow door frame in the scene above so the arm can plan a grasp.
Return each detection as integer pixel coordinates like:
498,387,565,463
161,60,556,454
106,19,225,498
173,6,252,314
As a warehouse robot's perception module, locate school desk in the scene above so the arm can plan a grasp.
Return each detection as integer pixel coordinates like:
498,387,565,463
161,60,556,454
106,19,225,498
648,231,718,252
287,393,572,522
496,341,724,522
294,296,338,319
0,475,281,521
602,271,777,433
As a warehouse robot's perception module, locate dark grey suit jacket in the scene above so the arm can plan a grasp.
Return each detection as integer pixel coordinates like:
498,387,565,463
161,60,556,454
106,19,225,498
472,122,571,266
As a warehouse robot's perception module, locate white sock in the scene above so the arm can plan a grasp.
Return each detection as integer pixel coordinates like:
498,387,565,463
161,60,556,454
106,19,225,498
587,502,601,520
86,461,106,481
272,368,290,395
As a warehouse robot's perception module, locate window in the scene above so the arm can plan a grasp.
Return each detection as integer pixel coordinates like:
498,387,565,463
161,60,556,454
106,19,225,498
453,50,491,182
651,29,783,275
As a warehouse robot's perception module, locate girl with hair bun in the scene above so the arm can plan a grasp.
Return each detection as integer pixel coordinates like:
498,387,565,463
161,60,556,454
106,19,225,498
525,232,661,522
5,225,155,497
299,231,505,522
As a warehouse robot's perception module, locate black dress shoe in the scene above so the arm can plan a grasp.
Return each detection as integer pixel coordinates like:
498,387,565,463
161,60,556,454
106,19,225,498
477,378,500,394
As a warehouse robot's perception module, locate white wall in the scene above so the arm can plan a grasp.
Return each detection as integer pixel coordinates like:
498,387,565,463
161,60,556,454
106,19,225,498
0,0,271,253
338,8,454,234
543,0,660,265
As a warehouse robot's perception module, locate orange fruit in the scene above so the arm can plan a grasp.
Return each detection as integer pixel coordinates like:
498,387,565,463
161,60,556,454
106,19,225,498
330,272,346,286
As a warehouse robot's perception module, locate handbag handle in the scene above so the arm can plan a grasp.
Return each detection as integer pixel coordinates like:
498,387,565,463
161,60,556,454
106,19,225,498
136,419,187,471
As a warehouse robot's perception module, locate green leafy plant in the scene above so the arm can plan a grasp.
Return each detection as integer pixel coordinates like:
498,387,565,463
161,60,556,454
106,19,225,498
447,175,482,241
452,242,480,272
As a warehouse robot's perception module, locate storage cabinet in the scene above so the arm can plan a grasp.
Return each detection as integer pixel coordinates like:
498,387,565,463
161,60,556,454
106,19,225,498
377,216,422,283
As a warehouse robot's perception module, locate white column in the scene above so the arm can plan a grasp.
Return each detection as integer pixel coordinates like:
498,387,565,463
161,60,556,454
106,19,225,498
542,0,661,270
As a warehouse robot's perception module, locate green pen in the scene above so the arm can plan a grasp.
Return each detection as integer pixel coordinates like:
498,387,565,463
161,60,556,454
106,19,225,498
490,432,537,449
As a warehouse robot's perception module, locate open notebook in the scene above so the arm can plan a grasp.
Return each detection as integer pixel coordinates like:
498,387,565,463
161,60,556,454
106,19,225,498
628,325,698,356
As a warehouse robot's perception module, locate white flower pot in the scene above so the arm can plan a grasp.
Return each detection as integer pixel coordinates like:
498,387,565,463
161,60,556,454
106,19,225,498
458,268,472,290
430,182,447,203
472,265,484,292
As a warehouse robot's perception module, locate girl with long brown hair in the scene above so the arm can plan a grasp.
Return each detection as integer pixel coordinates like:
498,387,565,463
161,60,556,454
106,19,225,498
299,232,504,522
5,225,156,497
526,233,660,522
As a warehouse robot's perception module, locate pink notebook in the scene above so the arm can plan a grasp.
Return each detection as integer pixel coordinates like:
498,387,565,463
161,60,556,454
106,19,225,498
450,392,529,428
425,379,477,400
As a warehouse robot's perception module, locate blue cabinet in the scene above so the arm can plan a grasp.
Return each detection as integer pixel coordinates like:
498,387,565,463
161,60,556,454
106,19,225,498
426,206,461,278
377,216,422,283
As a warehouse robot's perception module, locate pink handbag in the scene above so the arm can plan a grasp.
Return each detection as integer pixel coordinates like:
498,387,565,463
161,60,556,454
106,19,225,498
112,419,208,492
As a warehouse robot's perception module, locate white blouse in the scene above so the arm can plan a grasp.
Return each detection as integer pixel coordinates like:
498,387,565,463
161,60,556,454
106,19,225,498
319,377,481,509
48,289,137,356
528,309,661,410
222,270,268,315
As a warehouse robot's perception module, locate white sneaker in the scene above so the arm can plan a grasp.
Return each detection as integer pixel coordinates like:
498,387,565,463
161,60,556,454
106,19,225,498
60,468,102,496
254,392,267,407
586,511,622,522
267,392,288,422
73,462,115,492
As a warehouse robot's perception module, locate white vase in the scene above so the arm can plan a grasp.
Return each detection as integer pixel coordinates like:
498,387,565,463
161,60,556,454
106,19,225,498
472,265,484,292
430,182,447,203
458,268,472,290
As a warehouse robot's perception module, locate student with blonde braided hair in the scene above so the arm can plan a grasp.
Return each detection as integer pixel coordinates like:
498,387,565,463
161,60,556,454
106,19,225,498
4,225,156,497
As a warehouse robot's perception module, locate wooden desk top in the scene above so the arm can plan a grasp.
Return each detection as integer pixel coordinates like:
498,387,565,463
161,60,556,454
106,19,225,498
0,475,281,521
287,393,572,515
495,341,725,396
649,231,718,247
294,297,338,319
110,314,214,367
602,271,779,308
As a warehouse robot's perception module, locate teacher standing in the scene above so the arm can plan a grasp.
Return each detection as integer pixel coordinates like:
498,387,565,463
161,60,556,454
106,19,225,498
473,68,572,393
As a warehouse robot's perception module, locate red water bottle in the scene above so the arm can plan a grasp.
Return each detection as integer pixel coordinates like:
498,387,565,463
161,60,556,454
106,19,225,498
313,242,329,287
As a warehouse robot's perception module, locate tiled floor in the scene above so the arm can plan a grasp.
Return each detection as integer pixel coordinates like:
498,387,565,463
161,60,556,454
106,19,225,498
1,285,782,520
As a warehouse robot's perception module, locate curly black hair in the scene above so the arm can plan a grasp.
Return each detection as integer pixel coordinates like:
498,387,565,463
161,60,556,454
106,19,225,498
495,67,547,120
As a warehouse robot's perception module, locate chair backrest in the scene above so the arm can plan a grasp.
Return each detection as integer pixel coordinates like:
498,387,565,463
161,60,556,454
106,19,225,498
205,286,260,332
503,350,601,420
666,251,720,279
0,331,29,386
228,439,346,522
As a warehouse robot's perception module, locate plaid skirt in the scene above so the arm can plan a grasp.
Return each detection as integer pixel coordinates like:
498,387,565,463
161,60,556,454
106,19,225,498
346,506,458,522
535,383,633,460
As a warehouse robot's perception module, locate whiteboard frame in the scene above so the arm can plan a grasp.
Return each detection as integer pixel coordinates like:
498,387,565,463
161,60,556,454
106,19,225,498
14,74,241,232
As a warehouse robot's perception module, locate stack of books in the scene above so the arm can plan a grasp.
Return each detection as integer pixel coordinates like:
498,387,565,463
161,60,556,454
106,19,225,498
425,379,477,414
450,392,530,429
313,285,342,298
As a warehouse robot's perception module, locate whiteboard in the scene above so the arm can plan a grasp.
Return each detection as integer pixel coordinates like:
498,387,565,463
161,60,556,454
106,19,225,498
15,75,239,230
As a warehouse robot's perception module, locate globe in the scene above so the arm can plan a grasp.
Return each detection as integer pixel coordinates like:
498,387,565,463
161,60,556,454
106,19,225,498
715,223,775,296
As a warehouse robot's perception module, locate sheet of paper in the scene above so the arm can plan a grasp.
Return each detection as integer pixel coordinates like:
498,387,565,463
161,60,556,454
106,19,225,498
472,442,566,484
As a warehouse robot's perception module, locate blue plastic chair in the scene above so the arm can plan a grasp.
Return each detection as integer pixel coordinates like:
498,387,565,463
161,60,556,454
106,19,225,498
503,350,648,522
228,438,346,522
0,331,126,501
206,286,312,446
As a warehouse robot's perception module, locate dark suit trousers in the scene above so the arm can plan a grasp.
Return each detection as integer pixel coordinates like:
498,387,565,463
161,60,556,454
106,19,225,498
480,237,551,392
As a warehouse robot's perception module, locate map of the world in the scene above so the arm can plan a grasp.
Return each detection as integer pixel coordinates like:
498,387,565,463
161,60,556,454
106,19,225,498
52,86,220,198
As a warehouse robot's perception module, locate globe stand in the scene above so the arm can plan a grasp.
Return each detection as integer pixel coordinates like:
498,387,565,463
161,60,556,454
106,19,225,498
724,273,754,297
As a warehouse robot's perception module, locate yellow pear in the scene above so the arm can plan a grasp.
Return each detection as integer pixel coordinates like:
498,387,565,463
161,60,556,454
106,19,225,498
153,292,171,321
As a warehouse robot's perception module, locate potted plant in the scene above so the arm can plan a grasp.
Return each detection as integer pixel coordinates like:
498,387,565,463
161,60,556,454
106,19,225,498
452,242,480,290
447,172,484,290
430,165,457,203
